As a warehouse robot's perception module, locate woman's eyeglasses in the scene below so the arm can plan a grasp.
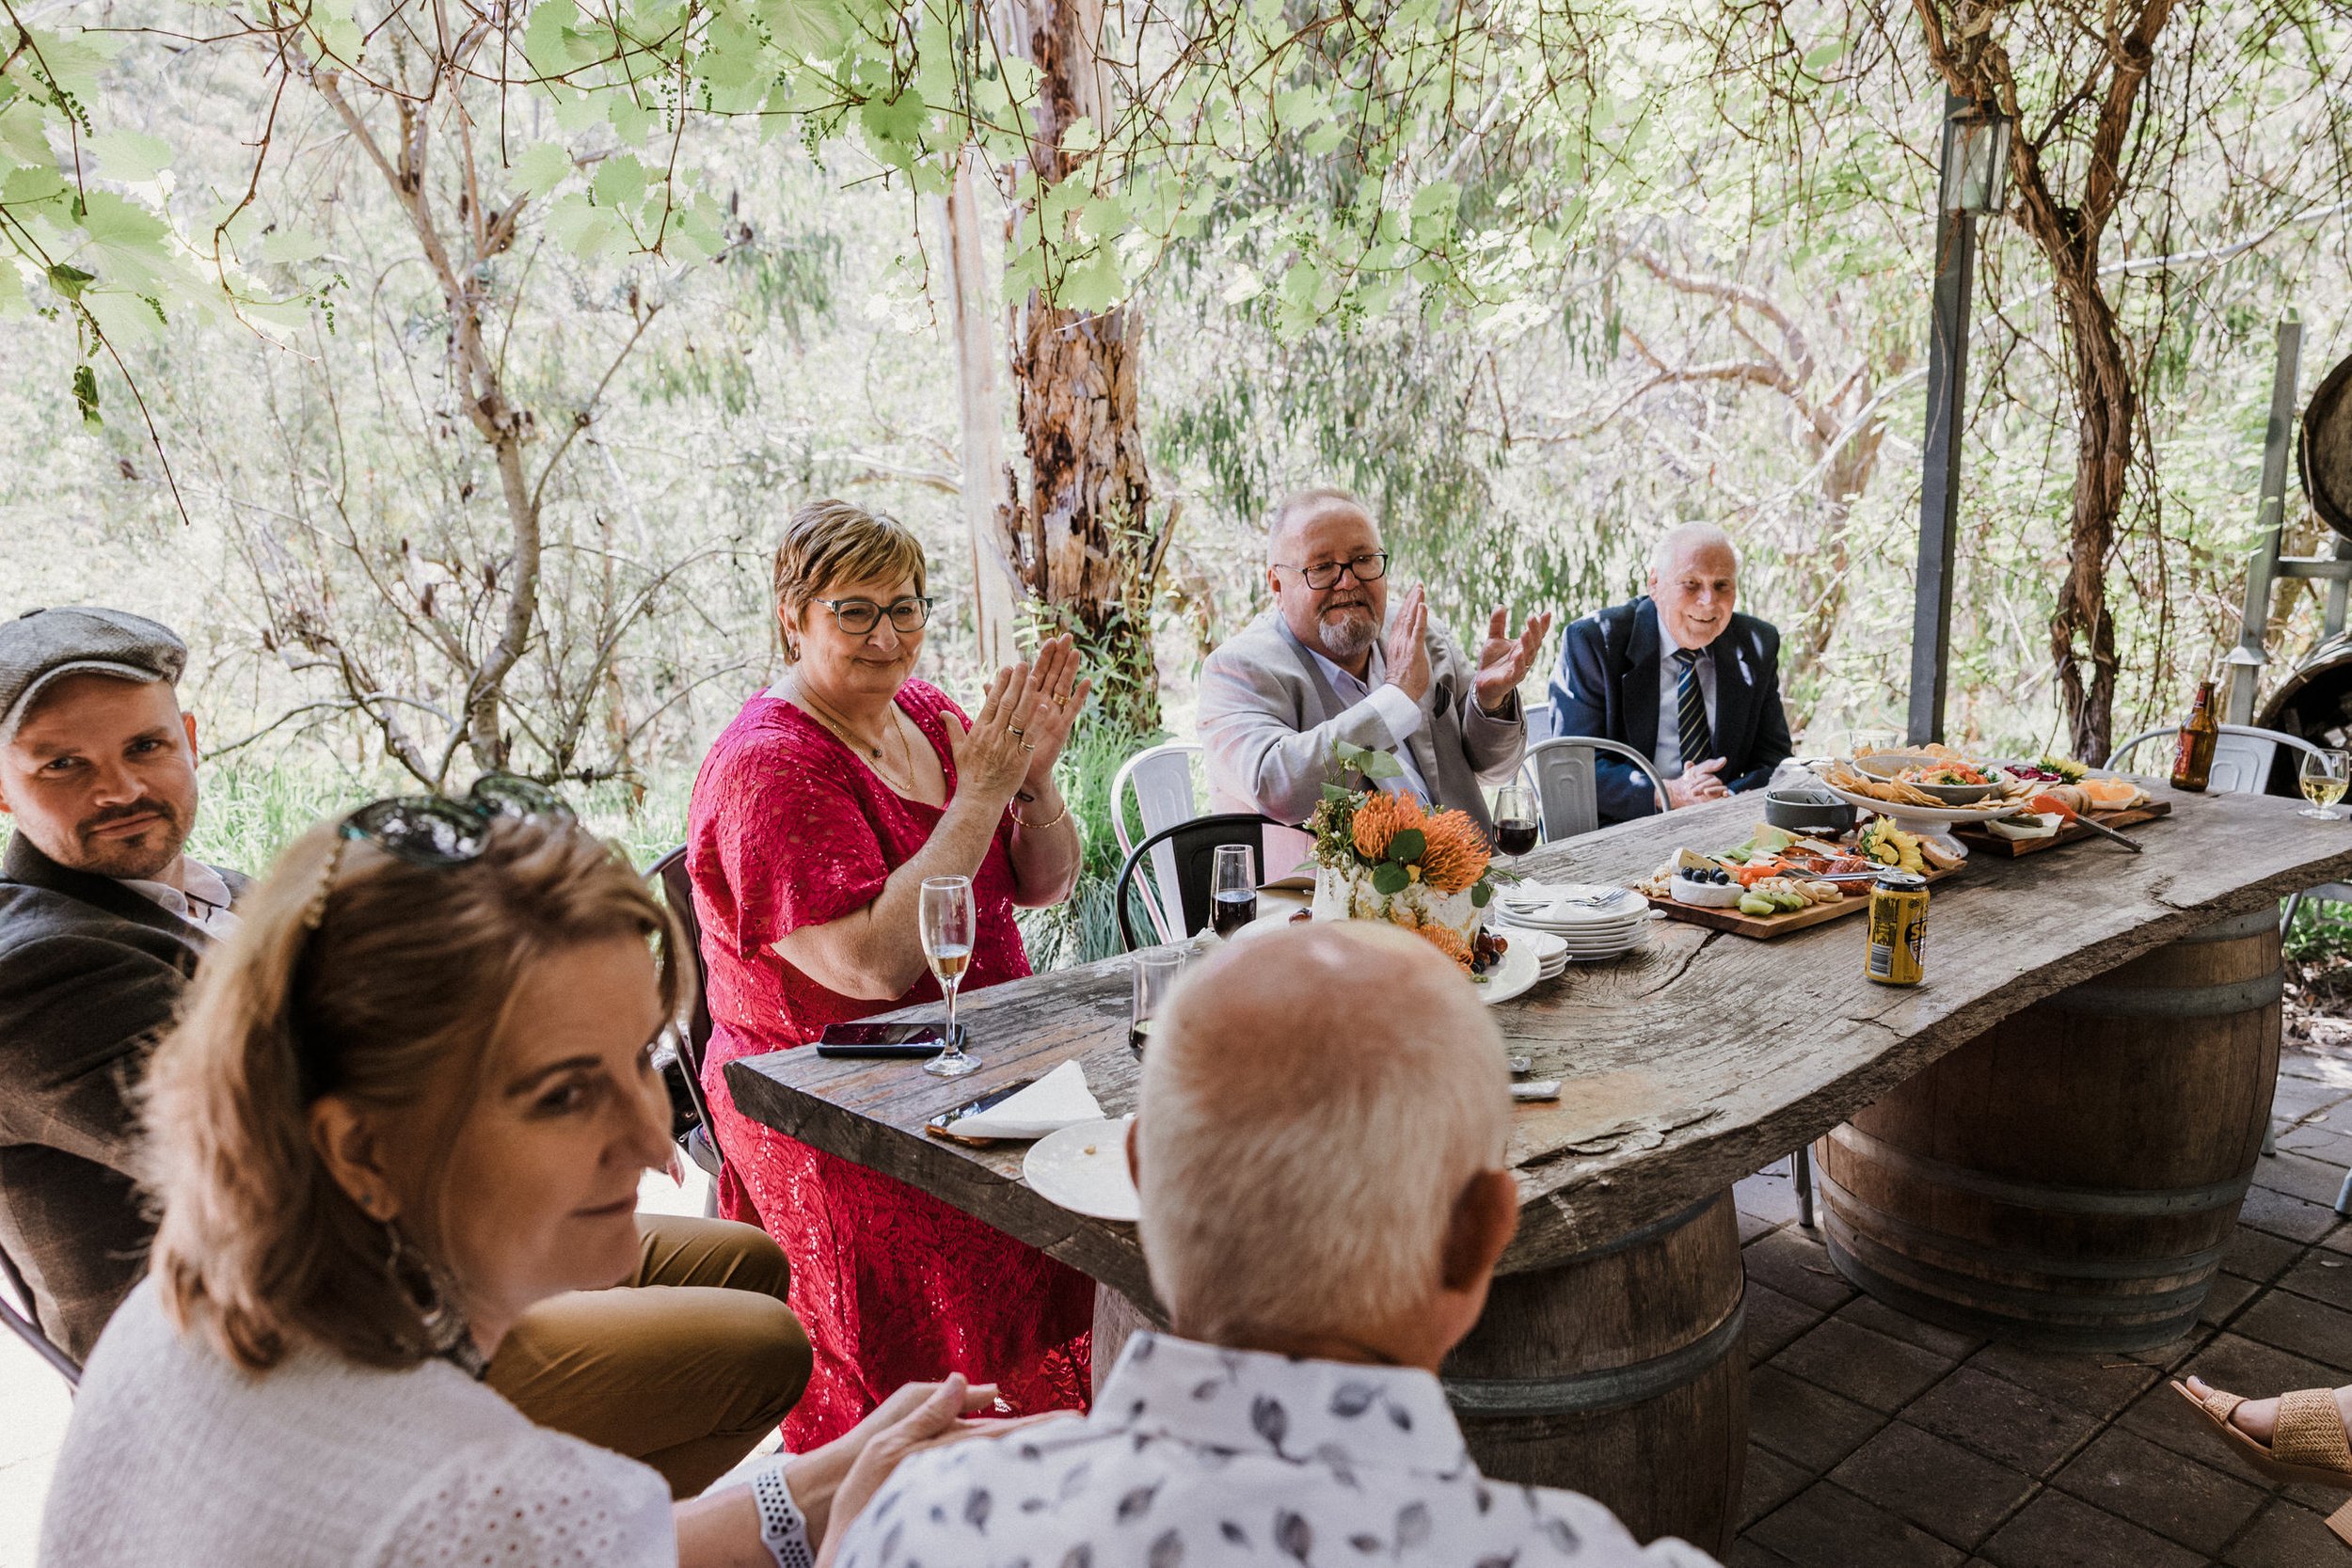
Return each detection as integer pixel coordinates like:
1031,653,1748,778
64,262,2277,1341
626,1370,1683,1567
1275,552,1389,591
816,596,933,636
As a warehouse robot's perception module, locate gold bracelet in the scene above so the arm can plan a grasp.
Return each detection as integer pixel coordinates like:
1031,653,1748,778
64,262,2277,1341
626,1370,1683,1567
1011,798,1070,831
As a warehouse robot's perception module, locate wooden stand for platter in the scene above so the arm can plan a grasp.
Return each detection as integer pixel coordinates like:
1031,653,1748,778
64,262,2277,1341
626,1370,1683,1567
1645,864,1958,940
1953,800,2170,857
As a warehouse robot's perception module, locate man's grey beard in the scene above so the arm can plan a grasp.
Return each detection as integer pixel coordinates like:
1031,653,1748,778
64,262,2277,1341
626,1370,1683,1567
1317,610,1378,662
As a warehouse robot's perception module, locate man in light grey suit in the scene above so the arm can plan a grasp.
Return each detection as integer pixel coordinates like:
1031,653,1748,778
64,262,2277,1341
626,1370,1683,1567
1199,488,1551,832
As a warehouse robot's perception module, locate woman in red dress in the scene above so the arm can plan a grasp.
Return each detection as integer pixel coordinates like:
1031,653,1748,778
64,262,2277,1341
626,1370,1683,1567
688,498,1097,1448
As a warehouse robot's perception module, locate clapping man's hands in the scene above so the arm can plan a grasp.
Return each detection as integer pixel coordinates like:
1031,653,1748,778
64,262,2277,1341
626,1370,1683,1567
1382,585,1433,704
1474,606,1553,716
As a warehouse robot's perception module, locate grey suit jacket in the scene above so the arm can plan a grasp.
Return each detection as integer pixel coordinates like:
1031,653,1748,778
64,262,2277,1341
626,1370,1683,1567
1198,609,1527,831
0,833,246,1359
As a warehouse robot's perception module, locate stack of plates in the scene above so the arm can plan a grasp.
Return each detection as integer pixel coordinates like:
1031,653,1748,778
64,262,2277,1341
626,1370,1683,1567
1492,883,1650,963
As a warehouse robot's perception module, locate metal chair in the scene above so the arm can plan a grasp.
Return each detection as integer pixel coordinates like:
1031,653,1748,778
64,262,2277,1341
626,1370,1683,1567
0,1243,79,1387
2108,725,2336,1187
648,847,724,1204
1522,736,1673,842
1112,814,1286,951
1111,742,1204,943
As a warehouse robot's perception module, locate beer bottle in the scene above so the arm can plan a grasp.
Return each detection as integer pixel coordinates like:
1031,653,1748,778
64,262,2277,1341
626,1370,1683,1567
2170,679,2219,793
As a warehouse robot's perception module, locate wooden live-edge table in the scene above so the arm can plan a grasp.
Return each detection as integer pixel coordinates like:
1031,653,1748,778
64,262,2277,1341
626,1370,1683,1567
728,784,2352,1551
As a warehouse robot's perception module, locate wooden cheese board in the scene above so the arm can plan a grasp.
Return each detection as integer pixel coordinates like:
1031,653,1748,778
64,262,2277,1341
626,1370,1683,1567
1643,863,1959,940
1952,800,2171,857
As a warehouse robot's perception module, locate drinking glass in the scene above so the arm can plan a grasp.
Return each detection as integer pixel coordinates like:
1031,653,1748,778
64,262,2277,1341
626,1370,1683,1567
1493,782,1539,864
918,875,979,1077
1848,727,1902,761
1130,945,1188,1058
2300,749,2350,820
1210,844,1257,937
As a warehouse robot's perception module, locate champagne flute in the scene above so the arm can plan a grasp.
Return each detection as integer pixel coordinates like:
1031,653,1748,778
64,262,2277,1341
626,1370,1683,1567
2300,749,2350,820
918,875,979,1078
1493,781,1539,864
1130,945,1187,1057
1848,727,1902,762
1210,844,1257,937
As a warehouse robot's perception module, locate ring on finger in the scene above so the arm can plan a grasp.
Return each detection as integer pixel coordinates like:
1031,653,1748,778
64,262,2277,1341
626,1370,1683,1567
1008,725,1025,737
1020,740,1036,752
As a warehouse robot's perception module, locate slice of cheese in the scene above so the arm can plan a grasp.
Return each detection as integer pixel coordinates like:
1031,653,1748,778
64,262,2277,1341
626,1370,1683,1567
1988,812,2061,841
1674,847,1719,875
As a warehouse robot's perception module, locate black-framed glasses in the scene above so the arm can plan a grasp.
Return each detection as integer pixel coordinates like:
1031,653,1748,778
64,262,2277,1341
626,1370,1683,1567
1275,552,1389,591
817,596,932,636
338,774,575,867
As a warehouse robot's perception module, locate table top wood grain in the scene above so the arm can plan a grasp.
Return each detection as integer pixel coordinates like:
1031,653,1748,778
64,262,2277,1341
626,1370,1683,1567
726,784,2352,1307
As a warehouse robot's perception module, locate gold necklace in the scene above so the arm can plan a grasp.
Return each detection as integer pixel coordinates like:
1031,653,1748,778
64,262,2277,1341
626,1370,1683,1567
793,680,911,778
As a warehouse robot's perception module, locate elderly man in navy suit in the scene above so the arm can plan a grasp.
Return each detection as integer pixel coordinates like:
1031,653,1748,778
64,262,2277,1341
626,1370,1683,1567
1549,524,1792,824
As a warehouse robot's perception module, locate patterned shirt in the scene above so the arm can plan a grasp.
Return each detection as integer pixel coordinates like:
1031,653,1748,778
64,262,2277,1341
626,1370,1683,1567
832,1331,1722,1567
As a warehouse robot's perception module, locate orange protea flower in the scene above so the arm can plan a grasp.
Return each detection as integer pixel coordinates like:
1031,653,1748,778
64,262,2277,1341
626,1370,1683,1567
1417,809,1492,894
1409,920,1474,972
1350,790,1426,861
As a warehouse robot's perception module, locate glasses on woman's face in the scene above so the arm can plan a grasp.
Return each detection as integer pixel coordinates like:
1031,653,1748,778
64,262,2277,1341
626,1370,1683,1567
816,596,932,637
1276,552,1389,592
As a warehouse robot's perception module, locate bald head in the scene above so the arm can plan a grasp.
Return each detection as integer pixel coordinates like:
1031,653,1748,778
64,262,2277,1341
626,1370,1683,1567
1136,923,1512,1349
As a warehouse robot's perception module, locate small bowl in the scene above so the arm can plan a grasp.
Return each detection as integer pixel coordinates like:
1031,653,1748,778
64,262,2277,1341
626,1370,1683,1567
1764,787,1857,836
1670,872,1747,909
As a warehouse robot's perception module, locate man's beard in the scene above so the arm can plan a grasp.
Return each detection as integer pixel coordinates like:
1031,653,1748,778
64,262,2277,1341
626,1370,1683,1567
1316,605,1378,662
69,797,191,880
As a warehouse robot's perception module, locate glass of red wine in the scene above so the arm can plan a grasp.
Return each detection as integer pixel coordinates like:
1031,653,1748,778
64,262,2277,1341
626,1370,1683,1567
1494,782,1539,863
1210,843,1257,936
1130,945,1188,1057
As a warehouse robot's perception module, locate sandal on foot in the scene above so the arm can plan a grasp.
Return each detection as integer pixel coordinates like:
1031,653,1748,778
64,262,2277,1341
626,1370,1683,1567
2171,1379,2352,1490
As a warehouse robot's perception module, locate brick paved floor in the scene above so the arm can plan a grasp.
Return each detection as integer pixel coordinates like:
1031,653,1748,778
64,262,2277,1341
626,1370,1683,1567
1730,1040,2352,1566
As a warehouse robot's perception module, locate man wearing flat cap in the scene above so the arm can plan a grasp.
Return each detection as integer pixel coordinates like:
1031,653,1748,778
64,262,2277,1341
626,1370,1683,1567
0,609,814,1497
0,607,238,1359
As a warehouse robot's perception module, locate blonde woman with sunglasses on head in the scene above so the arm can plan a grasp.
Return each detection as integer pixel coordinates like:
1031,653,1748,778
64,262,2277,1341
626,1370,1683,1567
40,795,1000,1568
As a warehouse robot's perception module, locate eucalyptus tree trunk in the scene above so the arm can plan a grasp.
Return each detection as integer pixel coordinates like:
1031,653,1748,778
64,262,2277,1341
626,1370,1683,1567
1915,0,2176,763
992,0,1166,733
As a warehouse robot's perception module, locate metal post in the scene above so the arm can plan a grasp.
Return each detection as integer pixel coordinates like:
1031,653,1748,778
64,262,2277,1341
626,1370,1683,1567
1908,91,1978,746
2229,314,2303,725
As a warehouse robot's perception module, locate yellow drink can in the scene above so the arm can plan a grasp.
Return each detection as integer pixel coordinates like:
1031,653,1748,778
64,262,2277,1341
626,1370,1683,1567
1865,872,1930,986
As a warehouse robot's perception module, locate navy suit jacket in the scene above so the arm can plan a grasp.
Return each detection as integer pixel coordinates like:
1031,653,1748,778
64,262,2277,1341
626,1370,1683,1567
1547,597,1794,824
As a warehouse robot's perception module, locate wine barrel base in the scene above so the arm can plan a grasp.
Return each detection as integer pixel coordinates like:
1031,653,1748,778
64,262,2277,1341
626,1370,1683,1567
1820,907,2280,1354
1442,1192,1748,1553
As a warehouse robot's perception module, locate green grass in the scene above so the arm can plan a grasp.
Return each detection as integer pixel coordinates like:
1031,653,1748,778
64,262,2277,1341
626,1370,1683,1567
183,757,700,880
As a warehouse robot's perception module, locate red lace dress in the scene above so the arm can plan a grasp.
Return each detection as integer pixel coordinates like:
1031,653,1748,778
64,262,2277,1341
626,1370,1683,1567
687,679,1094,1448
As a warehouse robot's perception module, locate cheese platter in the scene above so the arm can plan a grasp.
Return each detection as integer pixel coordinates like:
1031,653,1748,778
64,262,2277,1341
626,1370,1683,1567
1632,817,1963,942
1954,799,2171,856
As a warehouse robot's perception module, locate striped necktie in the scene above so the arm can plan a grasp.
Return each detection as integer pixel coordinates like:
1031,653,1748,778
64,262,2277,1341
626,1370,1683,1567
1673,648,1713,772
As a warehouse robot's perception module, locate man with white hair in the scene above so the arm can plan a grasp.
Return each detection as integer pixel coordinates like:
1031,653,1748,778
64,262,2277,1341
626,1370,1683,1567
1198,487,1549,833
1549,523,1791,823
822,924,1719,1567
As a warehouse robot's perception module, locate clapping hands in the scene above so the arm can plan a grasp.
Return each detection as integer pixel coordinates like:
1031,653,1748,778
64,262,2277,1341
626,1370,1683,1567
1474,606,1553,716
947,634,1092,806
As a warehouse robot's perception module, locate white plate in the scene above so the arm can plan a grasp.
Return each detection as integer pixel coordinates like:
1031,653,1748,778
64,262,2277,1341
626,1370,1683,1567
1516,930,1570,962
1475,939,1543,1005
1024,1117,1140,1221
1820,783,2023,832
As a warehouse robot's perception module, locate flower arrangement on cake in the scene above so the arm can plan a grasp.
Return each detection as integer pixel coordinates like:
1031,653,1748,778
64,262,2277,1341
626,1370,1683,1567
1301,743,1510,976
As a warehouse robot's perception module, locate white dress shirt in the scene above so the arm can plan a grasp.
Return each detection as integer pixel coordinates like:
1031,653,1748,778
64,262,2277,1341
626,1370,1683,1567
1651,601,1719,780
118,858,240,937
1300,642,1434,804
832,1330,1720,1568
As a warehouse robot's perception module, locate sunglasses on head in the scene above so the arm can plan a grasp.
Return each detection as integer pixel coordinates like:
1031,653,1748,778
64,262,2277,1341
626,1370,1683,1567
336,773,575,866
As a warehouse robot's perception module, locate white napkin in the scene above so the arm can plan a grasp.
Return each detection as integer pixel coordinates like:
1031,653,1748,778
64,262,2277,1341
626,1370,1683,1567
950,1059,1105,1141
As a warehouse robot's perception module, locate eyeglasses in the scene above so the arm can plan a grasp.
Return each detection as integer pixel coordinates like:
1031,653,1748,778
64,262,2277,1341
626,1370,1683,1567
816,596,933,636
1274,552,1389,591
337,773,575,867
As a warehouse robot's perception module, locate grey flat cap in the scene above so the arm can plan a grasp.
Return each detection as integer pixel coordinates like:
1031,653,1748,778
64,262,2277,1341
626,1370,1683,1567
0,607,188,740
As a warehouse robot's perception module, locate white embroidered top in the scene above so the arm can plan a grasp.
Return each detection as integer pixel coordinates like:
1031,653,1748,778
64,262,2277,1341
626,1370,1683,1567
40,1281,677,1568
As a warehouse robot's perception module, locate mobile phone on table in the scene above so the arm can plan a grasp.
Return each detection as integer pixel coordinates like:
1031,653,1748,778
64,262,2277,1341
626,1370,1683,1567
815,1022,951,1058
925,1077,1039,1144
